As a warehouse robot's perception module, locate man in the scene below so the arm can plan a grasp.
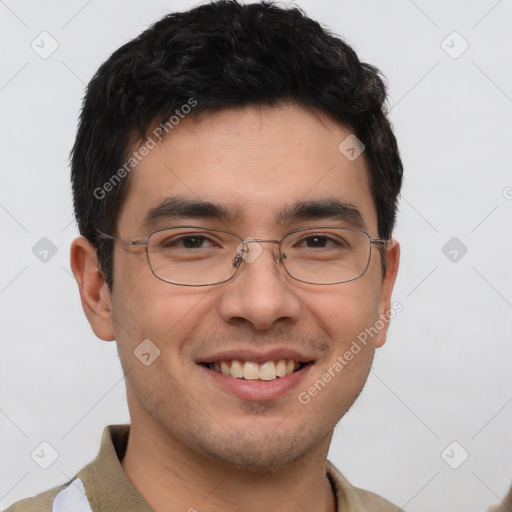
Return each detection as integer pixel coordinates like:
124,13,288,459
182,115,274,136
7,1,404,510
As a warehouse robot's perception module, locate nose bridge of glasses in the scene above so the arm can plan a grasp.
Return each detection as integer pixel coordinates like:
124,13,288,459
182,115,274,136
243,238,281,246
234,237,282,266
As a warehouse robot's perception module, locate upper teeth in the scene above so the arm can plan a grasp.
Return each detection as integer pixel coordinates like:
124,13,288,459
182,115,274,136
209,360,300,381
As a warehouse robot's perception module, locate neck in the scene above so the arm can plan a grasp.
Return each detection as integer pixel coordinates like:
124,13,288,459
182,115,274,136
121,419,337,512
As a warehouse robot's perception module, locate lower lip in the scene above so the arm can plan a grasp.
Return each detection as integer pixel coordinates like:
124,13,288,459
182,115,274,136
200,363,313,401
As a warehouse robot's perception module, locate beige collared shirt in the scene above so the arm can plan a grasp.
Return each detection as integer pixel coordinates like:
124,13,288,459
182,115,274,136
5,425,403,512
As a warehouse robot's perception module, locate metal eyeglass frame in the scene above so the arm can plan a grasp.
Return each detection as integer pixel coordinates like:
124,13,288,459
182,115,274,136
98,225,388,286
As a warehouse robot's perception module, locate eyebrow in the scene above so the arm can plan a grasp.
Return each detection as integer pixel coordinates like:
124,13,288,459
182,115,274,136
141,196,366,231
276,198,366,230
141,197,240,231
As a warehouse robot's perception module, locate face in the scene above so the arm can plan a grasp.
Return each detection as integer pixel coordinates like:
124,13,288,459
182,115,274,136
76,104,399,468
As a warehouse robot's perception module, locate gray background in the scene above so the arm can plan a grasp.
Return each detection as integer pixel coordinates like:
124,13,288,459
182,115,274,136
1,0,511,510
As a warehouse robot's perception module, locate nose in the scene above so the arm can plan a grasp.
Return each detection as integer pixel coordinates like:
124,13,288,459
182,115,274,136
217,240,303,331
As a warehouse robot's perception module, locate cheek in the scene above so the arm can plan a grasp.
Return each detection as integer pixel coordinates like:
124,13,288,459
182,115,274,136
112,262,216,365
113,246,209,328
298,287,381,419
307,280,382,346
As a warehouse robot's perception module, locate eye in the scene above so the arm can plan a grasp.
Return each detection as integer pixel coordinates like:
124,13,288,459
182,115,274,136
296,234,346,249
161,234,216,249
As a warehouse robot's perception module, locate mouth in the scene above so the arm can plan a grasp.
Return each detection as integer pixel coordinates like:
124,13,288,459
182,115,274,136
197,349,315,400
203,359,305,381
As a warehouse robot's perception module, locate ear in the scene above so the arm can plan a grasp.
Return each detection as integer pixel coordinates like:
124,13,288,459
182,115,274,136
375,238,400,348
70,237,115,341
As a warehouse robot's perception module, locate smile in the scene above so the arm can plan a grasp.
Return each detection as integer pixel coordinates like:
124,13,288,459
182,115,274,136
205,360,304,381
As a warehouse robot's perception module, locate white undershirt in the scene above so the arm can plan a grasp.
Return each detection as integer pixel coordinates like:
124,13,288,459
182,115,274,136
52,479,93,512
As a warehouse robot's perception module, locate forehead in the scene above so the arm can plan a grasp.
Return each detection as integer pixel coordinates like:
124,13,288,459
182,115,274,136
117,104,377,235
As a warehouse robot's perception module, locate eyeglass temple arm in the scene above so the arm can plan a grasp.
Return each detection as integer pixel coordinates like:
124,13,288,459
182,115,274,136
96,232,149,247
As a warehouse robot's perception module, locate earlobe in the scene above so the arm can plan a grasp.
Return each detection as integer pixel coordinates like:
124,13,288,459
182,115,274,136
70,237,116,341
375,239,400,348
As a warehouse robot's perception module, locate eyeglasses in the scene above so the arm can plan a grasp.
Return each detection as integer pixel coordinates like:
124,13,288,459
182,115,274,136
99,225,387,286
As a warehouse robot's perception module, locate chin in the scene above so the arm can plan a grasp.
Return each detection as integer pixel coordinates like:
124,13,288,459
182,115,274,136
189,420,327,470
202,437,308,469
